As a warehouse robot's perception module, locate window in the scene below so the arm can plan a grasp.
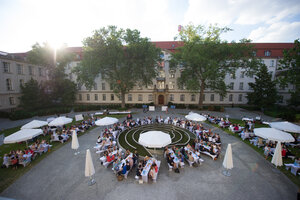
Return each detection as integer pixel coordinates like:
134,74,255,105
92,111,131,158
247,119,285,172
230,73,235,79
138,94,143,101
19,79,24,87
17,64,23,74
79,94,82,101
111,94,114,101
28,66,34,75
210,94,214,101
169,94,174,101
87,94,90,101
271,60,274,67
3,62,10,73
252,51,257,57
229,82,234,90
94,83,97,90
94,94,98,101
9,97,15,105
128,94,132,101
6,79,12,91
238,94,243,102
102,82,105,90
203,94,205,101
169,82,175,89
220,95,224,101
239,82,244,90
264,50,271,56
169,71,175,78
38,68,42,76
240,71,245,78
148,94,153,101
180,94,185,102
102,94,106,101
191,94,196,102
229,94,233,102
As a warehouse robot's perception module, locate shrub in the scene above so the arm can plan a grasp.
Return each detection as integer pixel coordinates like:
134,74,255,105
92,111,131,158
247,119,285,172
0,111,9,118
9,110,35,120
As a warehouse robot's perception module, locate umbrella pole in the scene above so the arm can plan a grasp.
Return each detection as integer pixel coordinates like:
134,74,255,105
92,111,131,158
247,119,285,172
222,169,231,177
88,175,96,186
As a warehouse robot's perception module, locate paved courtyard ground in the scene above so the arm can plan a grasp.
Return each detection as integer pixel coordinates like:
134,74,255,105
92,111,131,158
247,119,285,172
0,109,298,200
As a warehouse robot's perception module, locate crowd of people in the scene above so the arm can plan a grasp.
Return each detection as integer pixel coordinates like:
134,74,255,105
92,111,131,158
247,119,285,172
2,115,97,169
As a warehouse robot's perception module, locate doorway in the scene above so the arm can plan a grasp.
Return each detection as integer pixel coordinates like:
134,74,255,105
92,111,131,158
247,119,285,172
158,95,164,105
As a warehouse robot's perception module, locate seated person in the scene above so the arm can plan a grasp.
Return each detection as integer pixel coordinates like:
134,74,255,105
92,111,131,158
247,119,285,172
118,163,127,176
135,163,143,179
188,152,194,162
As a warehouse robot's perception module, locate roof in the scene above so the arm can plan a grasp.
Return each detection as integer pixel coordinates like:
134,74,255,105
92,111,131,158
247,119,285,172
1,42,294,61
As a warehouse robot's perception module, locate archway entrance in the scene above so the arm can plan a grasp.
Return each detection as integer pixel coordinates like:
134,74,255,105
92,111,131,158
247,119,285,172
158,95,164,105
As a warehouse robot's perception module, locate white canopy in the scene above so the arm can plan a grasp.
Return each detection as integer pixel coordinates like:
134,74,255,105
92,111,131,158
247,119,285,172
138,131,172,148
4,129,43,144
85,149,95,177
95,117,118,126
223,144,233,170
71,131,79,150
185,112,206,122
271,142,283,167
48,117,73,126
21,120,48,129
47,117,56,123
269,121,300,134
254,128,295,143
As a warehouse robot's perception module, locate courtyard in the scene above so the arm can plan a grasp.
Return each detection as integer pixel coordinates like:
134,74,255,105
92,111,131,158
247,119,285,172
0,108,298,200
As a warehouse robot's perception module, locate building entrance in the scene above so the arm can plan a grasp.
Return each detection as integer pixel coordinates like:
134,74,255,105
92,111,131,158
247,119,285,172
158,95,164,105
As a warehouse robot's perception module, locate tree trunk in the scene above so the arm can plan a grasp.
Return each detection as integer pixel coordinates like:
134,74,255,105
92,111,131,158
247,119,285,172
121,92,126,108
198,80,205,110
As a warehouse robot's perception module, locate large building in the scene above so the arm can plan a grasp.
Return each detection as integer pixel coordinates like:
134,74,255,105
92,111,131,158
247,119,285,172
0,42,294,111
66,42,294,106
0,52,47,111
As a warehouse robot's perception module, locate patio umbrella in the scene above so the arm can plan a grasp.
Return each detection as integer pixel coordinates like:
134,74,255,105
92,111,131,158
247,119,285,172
271,142,283,167
21,120,48,129
254,128,295,143
85,149,96,186
95,117,118,126
47,117,56,123
269,121,300,134
185,112,206,122
4,129,43,144
222,143,233,176
71,131,80,155
138,131,171,148
48,117,73,126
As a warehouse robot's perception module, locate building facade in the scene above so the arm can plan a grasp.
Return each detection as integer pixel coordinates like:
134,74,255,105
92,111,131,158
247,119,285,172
0,42,294,111
0,52,47,111
67,42,294,106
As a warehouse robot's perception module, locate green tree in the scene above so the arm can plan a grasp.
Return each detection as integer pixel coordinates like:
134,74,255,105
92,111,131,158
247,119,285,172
19,78,43,110
73,26,161,108
247,65,278,109
278,39,300,106
27,43,77,106
171,24,260,109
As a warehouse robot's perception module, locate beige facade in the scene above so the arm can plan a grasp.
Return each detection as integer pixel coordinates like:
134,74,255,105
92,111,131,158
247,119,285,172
70,50,292,106
0,53,47,111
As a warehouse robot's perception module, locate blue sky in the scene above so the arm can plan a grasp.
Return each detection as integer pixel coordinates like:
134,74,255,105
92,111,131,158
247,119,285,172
0,0,299,52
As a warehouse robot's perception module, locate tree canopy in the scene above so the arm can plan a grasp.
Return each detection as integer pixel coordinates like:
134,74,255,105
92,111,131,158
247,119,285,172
171,24,260,108
73,26,162,107
278,39,300,106
27,43,77,106
247,64,278,109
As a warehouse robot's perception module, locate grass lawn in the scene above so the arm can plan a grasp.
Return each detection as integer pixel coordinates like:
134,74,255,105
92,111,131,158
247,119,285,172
209,120,300,187
0,114,127,193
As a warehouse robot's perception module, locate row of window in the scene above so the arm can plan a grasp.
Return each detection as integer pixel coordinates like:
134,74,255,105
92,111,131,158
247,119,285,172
5,78,25,91
3,62,44,76
78,93,245,102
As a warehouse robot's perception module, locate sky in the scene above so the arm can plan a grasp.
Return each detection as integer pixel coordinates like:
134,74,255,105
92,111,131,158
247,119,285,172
0,0,299,53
